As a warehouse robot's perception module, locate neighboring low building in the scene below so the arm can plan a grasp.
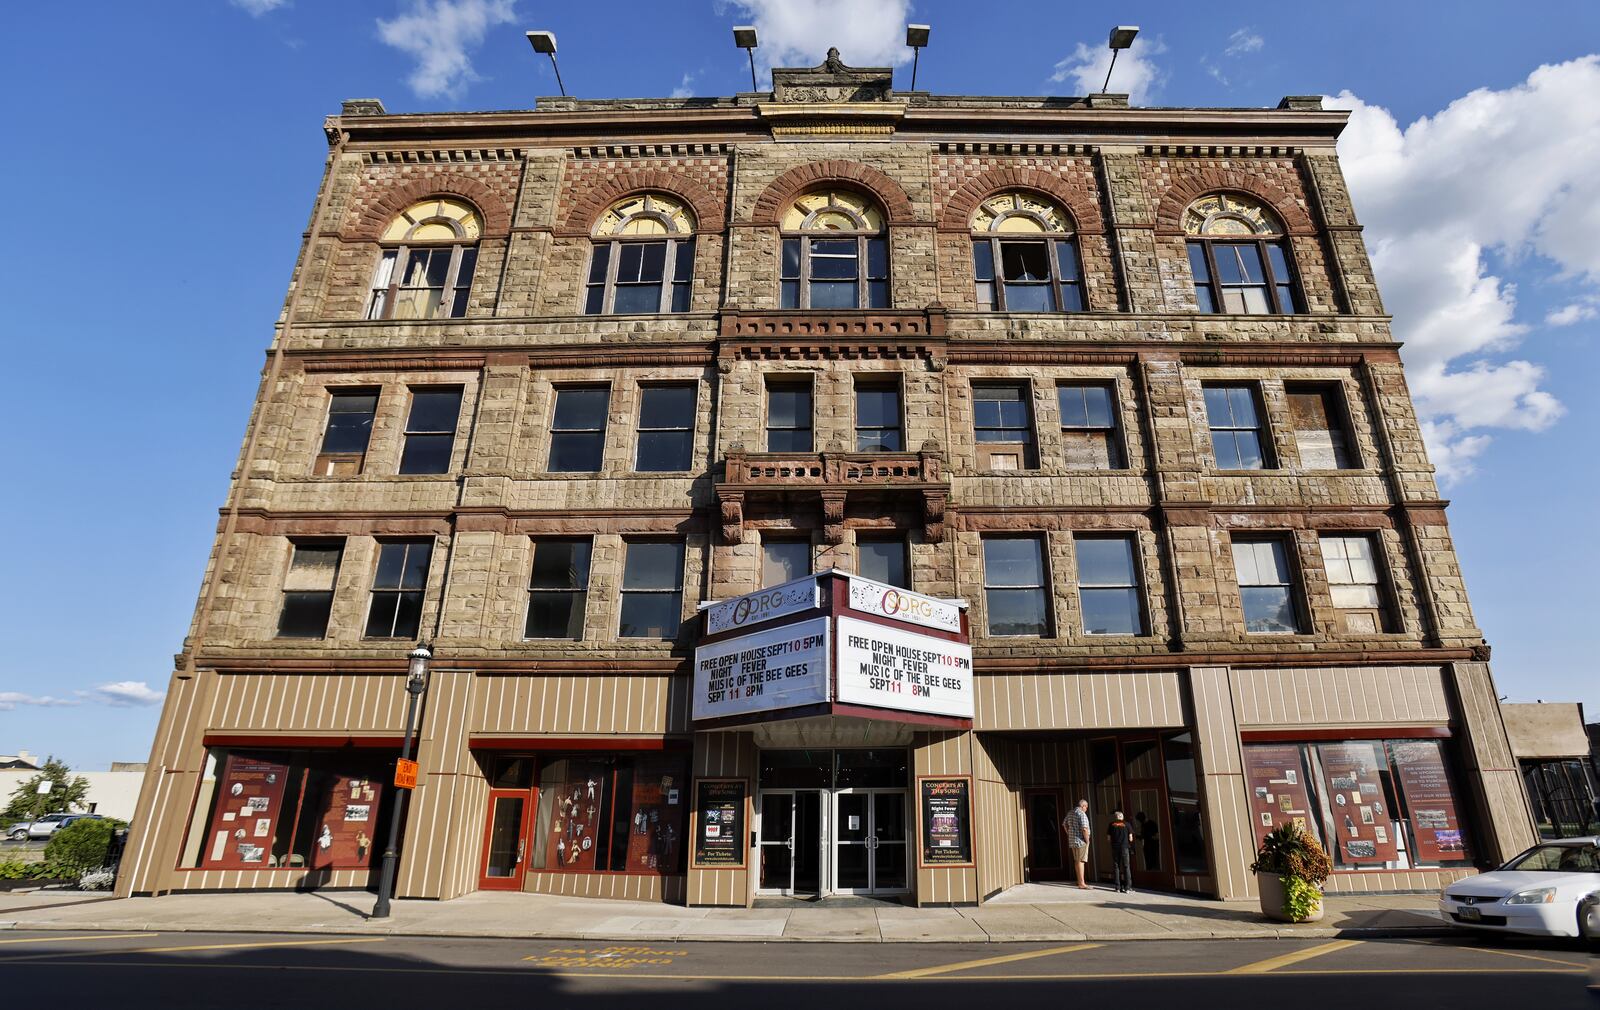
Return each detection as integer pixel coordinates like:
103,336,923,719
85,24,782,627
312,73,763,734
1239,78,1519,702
118,48,1537,905
1504,702,1599,839
0,751,42,770
0,763,148,822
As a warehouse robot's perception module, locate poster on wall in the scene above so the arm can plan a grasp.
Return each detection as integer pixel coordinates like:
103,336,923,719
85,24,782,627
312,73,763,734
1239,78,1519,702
919,778,972,864
625,755,686,874
1315,741,1398,866
203,754,290,869
692,618,829,721
308,774,382,870
835,617,974,718
1240,744,1319,848
693,780,746,867
1390,739,1470,864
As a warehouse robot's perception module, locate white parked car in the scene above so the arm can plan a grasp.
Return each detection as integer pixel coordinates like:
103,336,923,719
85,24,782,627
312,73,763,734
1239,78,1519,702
1439,836,1599,944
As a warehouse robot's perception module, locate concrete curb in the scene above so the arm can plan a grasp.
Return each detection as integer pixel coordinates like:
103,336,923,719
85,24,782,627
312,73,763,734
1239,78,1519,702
0,916,1457,944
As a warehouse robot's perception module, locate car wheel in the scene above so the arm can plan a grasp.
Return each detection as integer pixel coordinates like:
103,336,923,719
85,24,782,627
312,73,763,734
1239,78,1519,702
7,829,23,841
1580,895,1600,951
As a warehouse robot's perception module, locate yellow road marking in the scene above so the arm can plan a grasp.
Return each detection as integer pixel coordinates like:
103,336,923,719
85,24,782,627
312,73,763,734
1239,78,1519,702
0,933,155,946
1407,940,1587,970
878,943,1101,979
1225,939,1361,974
129,936,389,954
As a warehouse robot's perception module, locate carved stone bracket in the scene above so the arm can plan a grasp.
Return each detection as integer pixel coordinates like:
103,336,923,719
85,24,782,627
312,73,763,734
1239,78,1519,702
718,491,745,545
923,491,948,544
821,491,847,545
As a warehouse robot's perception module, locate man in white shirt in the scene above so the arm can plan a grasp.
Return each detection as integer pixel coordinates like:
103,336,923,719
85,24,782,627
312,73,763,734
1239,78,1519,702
1062,798,1092,889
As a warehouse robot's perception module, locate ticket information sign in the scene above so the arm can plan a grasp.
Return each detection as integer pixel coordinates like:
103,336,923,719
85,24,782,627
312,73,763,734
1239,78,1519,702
693,781,746,867
846,576,962,633
920,778,972,864
692,617,829,720
705,577,819,635
836,617,974,718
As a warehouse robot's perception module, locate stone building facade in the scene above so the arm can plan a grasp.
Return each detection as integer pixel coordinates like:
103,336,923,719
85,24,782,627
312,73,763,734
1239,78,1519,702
118,56,1536,906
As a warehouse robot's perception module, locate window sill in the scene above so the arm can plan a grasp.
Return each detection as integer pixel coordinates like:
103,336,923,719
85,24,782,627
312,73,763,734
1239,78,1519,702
1210,469,1285,476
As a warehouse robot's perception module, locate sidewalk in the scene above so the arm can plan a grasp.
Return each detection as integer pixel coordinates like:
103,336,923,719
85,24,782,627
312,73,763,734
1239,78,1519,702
0,884,1447,943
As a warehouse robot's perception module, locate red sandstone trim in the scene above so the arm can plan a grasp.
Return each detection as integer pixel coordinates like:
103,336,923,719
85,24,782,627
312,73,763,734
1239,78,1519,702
350,173,514,240
555,167,726,236
749,160,916,226
937,166,1105,234
1152,170,1315,236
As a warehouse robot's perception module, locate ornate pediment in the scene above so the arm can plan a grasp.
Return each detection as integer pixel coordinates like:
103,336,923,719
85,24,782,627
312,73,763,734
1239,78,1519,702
771,48,897,104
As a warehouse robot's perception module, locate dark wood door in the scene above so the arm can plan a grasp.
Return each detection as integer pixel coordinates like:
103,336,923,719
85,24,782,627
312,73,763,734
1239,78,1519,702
1023,788,1068,880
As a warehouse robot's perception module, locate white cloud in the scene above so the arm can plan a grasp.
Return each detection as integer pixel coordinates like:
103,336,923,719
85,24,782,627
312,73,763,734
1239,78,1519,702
1329,56,1600,481
1224,28,1263,57
671,73,696,99
377,0,517,100
89,681,166,708
0,692,80,712
1546,300,1598,326
721,0,912,78
1051,36,1167,105
231,0,288,15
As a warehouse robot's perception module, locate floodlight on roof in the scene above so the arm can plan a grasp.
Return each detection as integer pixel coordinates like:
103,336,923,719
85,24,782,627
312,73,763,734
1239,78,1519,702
526,30,566,96
733,25,759,91
905,23,930,90
1102,25,1140,94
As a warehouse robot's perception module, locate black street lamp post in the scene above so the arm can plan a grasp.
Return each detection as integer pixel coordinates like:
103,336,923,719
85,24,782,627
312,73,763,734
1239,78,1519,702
372,642,432,919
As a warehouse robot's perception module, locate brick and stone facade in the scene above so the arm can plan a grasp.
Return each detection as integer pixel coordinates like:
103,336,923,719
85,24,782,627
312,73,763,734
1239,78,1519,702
118,56,1536,906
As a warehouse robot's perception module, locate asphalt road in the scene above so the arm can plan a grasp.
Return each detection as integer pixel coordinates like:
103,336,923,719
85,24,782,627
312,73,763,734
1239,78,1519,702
0,929,1592,1008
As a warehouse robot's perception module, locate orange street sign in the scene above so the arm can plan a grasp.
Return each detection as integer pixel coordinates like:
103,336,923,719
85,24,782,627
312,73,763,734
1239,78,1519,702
394,758,419,789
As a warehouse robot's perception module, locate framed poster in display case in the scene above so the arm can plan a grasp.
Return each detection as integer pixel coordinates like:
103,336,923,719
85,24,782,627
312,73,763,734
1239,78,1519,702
307,773,383,870
693,780,747,868
1315,741,1398,867
1240,743,1319,847
918,777,973,866
201,753,291,869
1389,739,1470,865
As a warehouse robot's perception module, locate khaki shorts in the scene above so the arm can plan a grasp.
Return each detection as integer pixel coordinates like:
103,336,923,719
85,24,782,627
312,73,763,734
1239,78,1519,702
1070,845,1090,862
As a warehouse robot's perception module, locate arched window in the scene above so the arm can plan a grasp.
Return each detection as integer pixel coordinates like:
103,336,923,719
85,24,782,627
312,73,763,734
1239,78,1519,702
1183,193,1300,314
779,189,889,309
366,197,481,320
585,193,696,314
970,191,1085,312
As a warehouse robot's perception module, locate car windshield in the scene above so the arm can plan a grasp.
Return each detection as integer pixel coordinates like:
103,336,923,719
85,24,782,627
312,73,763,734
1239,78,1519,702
1501,842,1599,872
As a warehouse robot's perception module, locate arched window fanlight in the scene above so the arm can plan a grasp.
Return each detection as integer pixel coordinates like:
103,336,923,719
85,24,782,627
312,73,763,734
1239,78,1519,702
1183,193,1300,314
366,197,482,320
969,191,1085,312
779,189,889,310
585,193,697,314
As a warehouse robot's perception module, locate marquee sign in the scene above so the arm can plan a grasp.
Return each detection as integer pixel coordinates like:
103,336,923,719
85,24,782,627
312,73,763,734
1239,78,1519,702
846,576,962,633
705,576,819,635
692,617,829,720
836,617,974,718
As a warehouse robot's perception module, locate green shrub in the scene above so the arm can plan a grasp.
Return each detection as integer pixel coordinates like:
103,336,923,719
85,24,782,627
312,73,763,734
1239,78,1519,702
0,859,52,880
44,819,115,877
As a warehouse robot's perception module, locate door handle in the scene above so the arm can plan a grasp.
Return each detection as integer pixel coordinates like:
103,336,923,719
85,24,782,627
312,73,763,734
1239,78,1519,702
786,836,794,850
516,838,525,864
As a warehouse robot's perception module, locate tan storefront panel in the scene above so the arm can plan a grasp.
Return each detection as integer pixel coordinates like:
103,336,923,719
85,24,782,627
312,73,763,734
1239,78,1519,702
1229,665,1450,727
1188,666,1257,899
524,869,684,902
914,731,978,905
971,735,1023,900
401,670,484,900
205,672,410,734
974,670,1185,731
474,672,689,736
686,731,757,907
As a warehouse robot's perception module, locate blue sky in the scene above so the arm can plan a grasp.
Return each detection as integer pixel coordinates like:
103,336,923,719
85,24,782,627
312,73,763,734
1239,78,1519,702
2,1,1596,771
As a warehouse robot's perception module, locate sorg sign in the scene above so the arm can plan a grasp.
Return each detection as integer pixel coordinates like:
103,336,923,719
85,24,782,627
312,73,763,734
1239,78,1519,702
704,578,818,635
847,576,962,633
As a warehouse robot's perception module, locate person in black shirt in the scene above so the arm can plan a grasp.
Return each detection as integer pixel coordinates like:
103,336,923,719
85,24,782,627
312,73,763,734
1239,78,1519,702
1106,810,1133,893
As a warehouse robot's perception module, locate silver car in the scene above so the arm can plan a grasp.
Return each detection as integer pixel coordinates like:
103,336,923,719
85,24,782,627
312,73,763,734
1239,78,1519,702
7,812,72,841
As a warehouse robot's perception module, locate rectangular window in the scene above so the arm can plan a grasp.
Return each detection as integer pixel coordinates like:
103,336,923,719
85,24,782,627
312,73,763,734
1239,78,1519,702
780,238,801,309
761,538,811,587
1287,384,1357,469
1242,740,1471,871
765,379,814,452
635,384,696,472
368,246,476,320
527,752,690,874
1231,536,1301,634
854,379,903,452
857,534,908,589
612,241,667,314
364,540,432,639
397,387,462,475
584,239,695,316
180,747,399,871
1189,239,1297,315
973,238,1084,312
620,540,684,639
973,383,1035,470
1074,534,1145,636
982,535,1050,637
278,541,343,639
1203,384,1270,470
525,538,592,639
1320,534,1392,633
1057,383,1124,469
315,390,378,476
548,386,609,473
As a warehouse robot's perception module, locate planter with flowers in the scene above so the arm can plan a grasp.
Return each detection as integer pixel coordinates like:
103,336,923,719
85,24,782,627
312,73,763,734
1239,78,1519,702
1250,821,1332,923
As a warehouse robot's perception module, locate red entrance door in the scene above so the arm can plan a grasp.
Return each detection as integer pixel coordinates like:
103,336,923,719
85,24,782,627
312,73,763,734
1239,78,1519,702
478,788,534,890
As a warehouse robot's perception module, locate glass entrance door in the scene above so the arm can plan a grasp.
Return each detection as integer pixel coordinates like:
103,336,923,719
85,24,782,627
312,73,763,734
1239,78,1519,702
832,789,908,894
1121,737,1172,889
478,789,531,890
758,790,824,895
